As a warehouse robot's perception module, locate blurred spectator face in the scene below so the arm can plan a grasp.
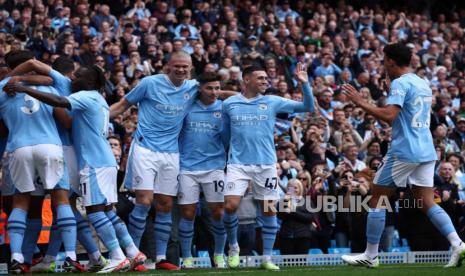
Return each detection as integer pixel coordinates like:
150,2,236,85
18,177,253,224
278,81,288,94
434,125,447,139
344,145,359,162
369,158,382,170
173,40,183,52
367,141,381,156
318,91,333,106
439,162,454,182
112,147,121,164
448,155,461,172
95,56,105,68
457,120,465,133
334,109,346,124
108,137,121,150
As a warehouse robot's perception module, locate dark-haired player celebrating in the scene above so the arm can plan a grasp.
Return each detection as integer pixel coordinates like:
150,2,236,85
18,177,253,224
222,63,314,270
177,73,231,268
341,43,465,268
5,66,146,273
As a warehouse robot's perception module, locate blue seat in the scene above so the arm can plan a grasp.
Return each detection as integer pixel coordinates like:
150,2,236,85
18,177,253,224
328,247,351,254
197,250,210,257
272,249,281,256
308,248,324,254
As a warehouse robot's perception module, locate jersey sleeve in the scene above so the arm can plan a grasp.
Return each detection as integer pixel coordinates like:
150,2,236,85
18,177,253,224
125,77,149,104
67,91,94,111
49,69,71,96
274,82,315,113
386,79,407,108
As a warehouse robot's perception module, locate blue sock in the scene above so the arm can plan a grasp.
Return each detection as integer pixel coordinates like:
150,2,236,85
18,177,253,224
45,219,62,259
128,204,150,247
223,212,238,246
56,204,77,260
261,215,278,257
178,218,194,258
106,210,134,248
22,218,42,264
154,211,172,260
427,204,456,237
88,212,120,253
210,218,226,255
366,208,386,244
74,210,99,255
7,208,27,262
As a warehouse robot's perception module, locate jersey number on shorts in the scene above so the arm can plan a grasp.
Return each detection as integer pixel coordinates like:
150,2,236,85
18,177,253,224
264,177,278,190
214,180,224,192
21,94,41,114
411,96,432,128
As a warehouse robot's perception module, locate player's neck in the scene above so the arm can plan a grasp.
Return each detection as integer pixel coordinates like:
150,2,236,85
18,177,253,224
242,89,260,99
391,67,411,79
167,75,184,87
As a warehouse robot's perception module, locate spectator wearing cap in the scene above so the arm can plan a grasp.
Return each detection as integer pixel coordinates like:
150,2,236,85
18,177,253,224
174,9,198,39
241,35,264,64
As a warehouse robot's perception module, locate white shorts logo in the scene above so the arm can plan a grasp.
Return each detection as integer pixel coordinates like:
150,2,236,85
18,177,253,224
213,111,222,118
259,104,268,110
135,176,142,184
227,182,235,190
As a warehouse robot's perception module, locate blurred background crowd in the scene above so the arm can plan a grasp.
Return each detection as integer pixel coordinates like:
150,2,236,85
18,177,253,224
1,0,465,261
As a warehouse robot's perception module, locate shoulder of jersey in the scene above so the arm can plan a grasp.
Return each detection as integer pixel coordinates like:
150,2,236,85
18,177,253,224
223,94,240,104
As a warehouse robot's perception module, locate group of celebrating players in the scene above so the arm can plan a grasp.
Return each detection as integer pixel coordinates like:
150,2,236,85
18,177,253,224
0,42,464,274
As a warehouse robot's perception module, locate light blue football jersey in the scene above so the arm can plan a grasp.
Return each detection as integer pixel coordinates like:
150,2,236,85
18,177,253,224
179,99,226,171
49,69,73,146
124,74,198,153
67,90,116,169
0,77,62,152
386,73,437,162
223,82,314,165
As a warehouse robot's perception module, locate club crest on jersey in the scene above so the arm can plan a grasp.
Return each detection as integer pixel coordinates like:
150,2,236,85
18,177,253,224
135,176,142,184
213,111,222,118
259,103,268,110
184,93,190,100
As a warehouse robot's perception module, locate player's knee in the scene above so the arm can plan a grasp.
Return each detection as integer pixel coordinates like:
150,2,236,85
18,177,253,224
210,208,224,220
155,196,173,212
180,207,196,220
135,192,154,206
224,201,239,214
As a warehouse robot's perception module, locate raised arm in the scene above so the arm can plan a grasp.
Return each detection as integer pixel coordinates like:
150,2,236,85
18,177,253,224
110,98,132,118
9,75,53,86
7,59,52,77
4,83,70,108
292,62,315,112
342,84,400,125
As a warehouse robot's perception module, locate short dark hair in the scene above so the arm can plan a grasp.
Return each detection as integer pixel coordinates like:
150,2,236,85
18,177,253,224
90,65,105,90
383,43,412,67
197,72,221,84
5,50,34,69
52,56,75,75
242,65,265,78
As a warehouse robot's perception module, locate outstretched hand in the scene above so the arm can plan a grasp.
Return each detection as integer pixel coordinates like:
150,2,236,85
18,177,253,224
295,62,309,84
341,84,364,106
4,83,28,97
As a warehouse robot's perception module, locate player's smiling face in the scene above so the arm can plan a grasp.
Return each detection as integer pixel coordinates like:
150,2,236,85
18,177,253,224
247,70,268,95
167,56,192,83
199,81,220,105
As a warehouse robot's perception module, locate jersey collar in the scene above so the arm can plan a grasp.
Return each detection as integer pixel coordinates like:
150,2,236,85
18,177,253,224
238,93,263,102
164,74,185,90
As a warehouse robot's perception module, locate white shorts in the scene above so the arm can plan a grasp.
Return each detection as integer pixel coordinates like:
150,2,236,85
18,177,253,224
7,144,68,193
79,166,117,207
124,142,179,196
1,154,48,196
63,146,80,197
178,170,225,205
224,164,279,200
373,155,435,188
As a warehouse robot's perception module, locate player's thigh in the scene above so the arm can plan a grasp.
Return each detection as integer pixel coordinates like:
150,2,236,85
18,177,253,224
33,144,69,190
124,142,157,191
177,173,201,205
408,161,435,188
252,165,280,201
374,156,418,188
200,170,225,203
80,166,117,207
1,154,15,196
154,152,180,196
63,145,80,197
224,165,251,197
8,147,35,193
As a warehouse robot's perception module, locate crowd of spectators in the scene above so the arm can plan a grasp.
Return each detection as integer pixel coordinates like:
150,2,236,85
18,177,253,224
1,0,465,259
